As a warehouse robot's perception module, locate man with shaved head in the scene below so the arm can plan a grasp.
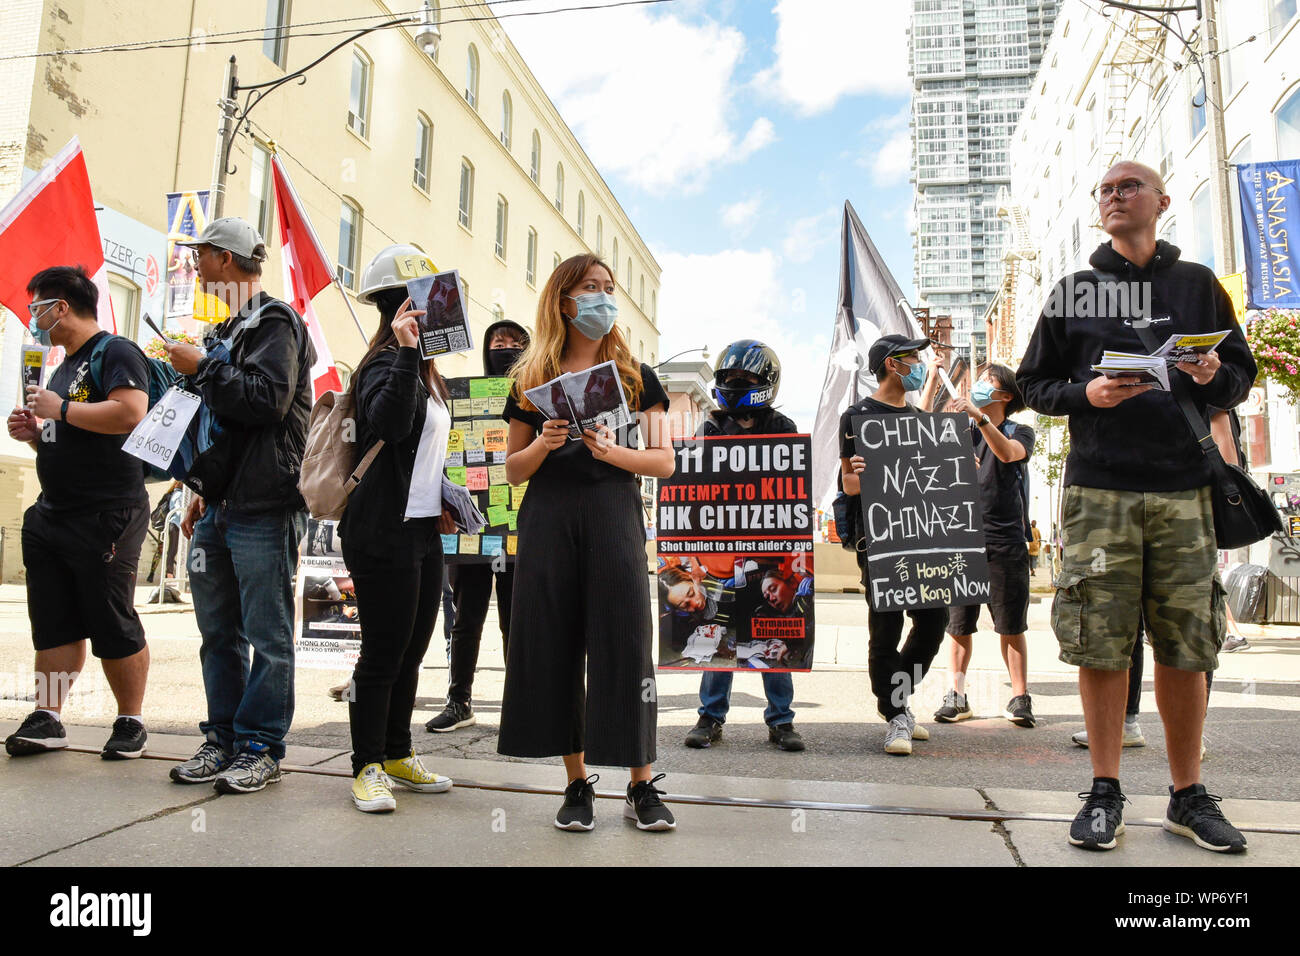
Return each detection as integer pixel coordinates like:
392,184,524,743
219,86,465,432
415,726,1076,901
1017,160,1256,854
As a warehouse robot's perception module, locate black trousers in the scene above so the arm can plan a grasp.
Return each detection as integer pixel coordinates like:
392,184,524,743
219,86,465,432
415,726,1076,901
498,479,656,767
867,603,948,721
343,519,443,776
447,564,514,705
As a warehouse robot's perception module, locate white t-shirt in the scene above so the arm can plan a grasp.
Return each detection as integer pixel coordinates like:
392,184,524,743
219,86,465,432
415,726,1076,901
405,394,451,518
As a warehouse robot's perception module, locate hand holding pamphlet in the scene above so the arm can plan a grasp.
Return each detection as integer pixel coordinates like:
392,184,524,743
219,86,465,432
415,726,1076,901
406,270,473,359
522,360,631,440
440,476,486,534
1090,330,1230,391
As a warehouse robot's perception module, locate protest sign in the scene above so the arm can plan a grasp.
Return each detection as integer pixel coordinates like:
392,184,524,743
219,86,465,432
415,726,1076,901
656,434,815,672
294,518,361,670
442,375,523,564
122,386,200,471
406,270,472,358
851,412,990,611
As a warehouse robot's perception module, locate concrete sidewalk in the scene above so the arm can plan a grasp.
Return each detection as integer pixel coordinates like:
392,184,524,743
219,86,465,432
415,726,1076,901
3,723,1297,867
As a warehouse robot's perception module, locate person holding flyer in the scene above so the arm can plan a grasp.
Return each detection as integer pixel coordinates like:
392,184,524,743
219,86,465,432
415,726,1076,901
840,334,946,756
5,266,151,760
336,245,459,812
427,317,531,733
682,340,806,753
499,253,676,832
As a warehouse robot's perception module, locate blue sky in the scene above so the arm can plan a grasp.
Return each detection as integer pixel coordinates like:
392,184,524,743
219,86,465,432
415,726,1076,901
497,0,916,430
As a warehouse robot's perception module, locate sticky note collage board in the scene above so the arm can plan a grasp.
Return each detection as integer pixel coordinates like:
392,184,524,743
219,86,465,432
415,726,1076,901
442,376,524,564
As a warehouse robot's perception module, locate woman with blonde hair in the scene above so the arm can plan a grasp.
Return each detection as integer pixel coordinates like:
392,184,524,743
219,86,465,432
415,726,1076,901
498,253,676,831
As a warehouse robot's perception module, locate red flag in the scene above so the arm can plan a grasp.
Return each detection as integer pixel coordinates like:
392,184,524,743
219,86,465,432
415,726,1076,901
270,153,341,397
0,137,114,332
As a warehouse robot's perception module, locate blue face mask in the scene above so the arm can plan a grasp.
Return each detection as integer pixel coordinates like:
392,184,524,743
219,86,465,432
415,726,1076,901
29,303,62,348
897,359,925,392
972,381,1001,407
565,292,618,341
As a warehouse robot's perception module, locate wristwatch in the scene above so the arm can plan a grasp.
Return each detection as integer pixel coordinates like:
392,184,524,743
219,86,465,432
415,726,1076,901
978,413,991,427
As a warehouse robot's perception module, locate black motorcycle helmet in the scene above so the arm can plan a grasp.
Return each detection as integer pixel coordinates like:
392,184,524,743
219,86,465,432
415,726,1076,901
711,339,781,414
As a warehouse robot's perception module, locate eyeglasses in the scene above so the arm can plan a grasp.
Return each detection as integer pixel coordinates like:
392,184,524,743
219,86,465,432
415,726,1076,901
27,298,61,317
1091,180,1164,204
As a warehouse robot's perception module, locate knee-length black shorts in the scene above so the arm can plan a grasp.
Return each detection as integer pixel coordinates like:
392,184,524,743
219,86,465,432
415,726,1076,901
497,478,657,767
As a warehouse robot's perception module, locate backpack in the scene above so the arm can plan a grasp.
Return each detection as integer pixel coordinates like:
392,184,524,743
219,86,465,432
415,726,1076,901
88,334,185,481
298,389,385,520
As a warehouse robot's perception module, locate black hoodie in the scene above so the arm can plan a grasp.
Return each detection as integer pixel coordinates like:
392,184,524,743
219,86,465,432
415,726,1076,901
1016,241,1256,492
481,319,530,377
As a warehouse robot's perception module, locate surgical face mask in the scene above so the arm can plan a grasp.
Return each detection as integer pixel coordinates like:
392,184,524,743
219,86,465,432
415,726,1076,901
564,292,618,341
972,381,1002,408
896,359,925,392
487,346,524,376
29,302,62,348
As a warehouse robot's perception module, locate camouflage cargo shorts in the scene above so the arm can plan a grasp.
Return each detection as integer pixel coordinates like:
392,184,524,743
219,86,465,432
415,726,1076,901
1053,485,1226,672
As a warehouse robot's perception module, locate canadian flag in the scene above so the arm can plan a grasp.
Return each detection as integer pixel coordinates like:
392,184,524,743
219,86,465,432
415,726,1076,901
0,137,114,333
270,153,342,398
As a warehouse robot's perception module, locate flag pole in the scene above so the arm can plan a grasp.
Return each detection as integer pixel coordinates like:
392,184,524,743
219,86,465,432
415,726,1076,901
334,276,370,345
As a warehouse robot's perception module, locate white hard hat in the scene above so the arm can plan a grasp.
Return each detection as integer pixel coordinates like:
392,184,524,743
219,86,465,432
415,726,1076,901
356,243,437,305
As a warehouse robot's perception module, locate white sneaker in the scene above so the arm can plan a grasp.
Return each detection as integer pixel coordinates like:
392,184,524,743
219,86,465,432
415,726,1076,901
1071,717,1146,748
877,706,929,740
884,715,913,755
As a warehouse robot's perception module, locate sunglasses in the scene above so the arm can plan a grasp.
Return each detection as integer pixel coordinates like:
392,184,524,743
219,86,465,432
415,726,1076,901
27,298,62,317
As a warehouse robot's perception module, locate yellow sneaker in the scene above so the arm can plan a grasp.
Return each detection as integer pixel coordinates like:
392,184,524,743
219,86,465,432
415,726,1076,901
352,763,396,813
383,753,453,793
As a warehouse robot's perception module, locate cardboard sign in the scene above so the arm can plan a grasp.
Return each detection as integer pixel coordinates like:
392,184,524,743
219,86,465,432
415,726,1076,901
852,412,990,611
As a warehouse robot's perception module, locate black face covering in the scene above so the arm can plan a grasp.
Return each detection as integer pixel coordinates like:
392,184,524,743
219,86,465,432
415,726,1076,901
486,347,524,376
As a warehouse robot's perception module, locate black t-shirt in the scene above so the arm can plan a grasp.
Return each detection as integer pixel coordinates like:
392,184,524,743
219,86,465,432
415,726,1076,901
36,332,150,515
699,406,798,437
971,421,1035,545
503,362,669,484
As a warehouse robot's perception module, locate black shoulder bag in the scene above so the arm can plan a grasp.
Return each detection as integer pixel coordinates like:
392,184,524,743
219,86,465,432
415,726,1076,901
1101,270,1282,548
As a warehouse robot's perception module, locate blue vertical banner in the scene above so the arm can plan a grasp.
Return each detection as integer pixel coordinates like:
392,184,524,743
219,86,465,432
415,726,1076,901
1238,160,1300,309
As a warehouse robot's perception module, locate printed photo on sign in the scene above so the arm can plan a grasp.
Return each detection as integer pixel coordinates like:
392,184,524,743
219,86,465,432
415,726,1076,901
852,412,990,612
294,555,361,670
406,269,472,358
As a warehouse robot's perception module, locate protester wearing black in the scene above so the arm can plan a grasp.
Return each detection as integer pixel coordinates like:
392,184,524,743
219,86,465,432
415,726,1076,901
5,266,151,761
840,334,946,756
427,318,530,733
339,271,457,812
684,339,806,753
167,218,314,794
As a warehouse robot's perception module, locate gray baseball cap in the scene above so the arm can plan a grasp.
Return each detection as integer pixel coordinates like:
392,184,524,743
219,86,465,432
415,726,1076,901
176,217,268,261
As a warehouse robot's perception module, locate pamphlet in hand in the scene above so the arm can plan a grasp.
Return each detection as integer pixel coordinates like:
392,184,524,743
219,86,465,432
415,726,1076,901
522,360,631,440
406,269,473,359
440,476,487,534
20,344,49,393
1090,330,1231,391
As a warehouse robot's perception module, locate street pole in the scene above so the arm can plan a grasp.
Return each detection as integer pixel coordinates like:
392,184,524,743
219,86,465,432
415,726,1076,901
209,55,238,220
1202,0,1236,275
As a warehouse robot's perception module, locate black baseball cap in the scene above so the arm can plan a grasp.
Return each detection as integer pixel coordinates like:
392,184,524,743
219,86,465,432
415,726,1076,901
868,334,930,375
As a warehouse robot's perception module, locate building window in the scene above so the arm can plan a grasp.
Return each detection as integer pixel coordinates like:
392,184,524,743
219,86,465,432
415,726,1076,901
1190,183,1214,269
107,273,141,343
1277,86,1300,159
1190,80,1206,139
639,275,645,311
458,159,474,229
500,91,512,149
465,44,479,109
1271,0,1298,36
348,49,372,138
337,198,361,289
651,289,657,322
263,0,291,69
553,252,561,273
530,130,540,183
626,258,632,288
554,163,564,211
495,195,508,260
596,216,603,255
577,191,585,238
611,238,619,276
414,113,432,191
526,228,537,286
249,142,274,239
492,305,505,323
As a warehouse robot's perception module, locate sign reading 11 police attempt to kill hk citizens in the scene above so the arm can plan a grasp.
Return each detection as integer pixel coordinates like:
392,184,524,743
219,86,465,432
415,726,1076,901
852,412,990,611
656,435,815,673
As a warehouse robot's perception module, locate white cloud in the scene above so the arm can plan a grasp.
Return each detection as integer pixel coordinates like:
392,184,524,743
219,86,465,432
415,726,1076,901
781,208,838,264
656,247,830,431
495,2,775,193
721,194,763,238
871,130,912,186
757,0,911,115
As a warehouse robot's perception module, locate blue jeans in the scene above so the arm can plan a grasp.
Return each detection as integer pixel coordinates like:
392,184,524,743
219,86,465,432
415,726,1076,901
698,670,795,726
190,505,307,760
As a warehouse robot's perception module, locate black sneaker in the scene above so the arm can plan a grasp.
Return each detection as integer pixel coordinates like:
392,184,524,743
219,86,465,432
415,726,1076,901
768,722,805,752
625,774,676,831
1163,784,1248,853
554,774,598,831
683,716,722,749
1069,780,1127,851
4,710,68,756
101,717,147,760
934,690,973,723
1004,694,1037,728
170,741,233,783
425,701,476,733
